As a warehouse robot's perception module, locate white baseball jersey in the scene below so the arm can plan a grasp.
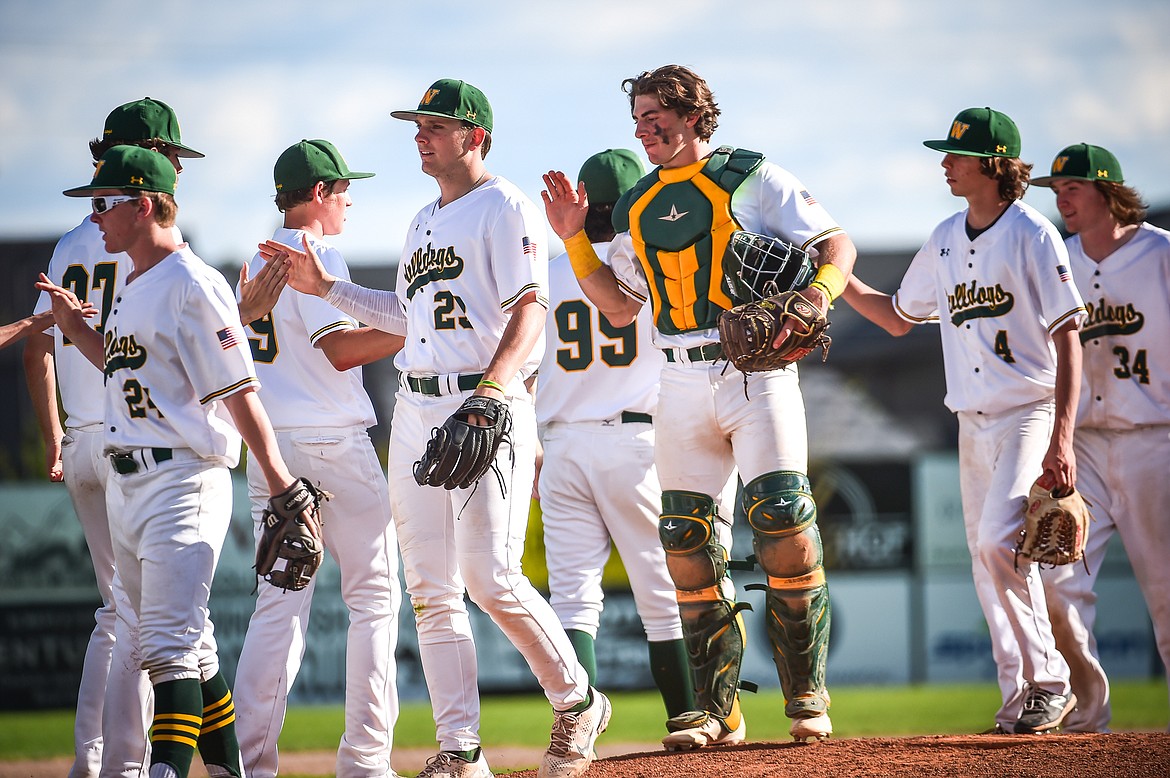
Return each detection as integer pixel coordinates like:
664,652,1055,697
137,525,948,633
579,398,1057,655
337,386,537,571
234,232,399,778
1042,222,1170,732
34,217,179,427
607,159,844,352
537,248,663,425
394,176,548,380
102,245,257,466
894,201,1087,414
240,227,375,430
1069,223,1170,429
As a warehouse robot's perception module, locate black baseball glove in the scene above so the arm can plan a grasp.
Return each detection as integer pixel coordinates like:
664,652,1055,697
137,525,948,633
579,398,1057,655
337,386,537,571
254,478,330,592
718,289,831,373
414,395,513,491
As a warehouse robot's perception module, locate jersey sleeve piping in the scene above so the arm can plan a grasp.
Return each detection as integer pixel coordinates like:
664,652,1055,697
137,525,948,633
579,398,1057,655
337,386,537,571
501,282,548,311
801,227,845,253
616,278,647,303
200,376,260,405
310,320,355,343
892,294,939,324
1047,306,1087,334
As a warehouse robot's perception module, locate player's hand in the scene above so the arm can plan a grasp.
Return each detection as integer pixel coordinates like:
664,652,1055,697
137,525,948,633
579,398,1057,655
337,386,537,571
772,283,830,349
258,234,336,298
238,257,288,324
46,438,63,483
541,171,589,240
34,274,96,340
1040,441,1076,496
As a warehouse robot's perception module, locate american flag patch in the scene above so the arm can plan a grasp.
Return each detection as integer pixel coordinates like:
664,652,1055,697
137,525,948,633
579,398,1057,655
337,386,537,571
1056,264,1071,283
522,237,538,259
800,189,817,206
217,326,242,350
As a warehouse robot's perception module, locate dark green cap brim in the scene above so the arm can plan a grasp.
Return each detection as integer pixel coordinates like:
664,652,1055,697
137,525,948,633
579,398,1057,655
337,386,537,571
390,108,491,132
922,139,1013,158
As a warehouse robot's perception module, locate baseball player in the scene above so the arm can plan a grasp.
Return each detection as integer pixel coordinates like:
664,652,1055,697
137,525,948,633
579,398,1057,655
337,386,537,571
37,145,307,778
261,79,608,778
542,64,857,748
24,97,209,778
841,108,1086,734
1028,144,1170,732
232,139,404,778
536,149,694,722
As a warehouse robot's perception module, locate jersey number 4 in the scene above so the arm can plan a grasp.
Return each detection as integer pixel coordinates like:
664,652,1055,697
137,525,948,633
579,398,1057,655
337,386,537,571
555,299,637,372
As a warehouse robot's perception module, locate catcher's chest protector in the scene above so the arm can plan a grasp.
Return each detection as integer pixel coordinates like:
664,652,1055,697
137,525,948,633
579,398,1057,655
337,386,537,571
621,147,763,335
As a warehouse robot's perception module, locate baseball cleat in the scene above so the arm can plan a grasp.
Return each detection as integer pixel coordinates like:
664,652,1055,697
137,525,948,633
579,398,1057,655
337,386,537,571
661,710,746,751
538,688,611,778
1014,688,1077,734
790,711,832,742
415,749,492,778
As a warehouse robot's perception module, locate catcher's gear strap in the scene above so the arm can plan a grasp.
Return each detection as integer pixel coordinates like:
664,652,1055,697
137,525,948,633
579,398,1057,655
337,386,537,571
613,147,764,335
659,489,730,591
744,471,817,537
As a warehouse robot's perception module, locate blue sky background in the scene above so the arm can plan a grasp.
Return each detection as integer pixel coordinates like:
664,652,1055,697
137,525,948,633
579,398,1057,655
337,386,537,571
2,0,1167,271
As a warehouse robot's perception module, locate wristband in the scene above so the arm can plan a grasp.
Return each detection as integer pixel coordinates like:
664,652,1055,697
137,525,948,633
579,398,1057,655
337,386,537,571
477,379,506,393
564,230,603,279
812,264,846,301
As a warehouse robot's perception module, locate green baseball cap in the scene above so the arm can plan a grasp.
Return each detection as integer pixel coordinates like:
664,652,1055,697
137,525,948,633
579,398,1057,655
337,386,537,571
923,107,1020,158
63,145,178,197
274,139,375,193
391,78,493,133
103,97,204,158
1029,143,1124,188
578,149,645,205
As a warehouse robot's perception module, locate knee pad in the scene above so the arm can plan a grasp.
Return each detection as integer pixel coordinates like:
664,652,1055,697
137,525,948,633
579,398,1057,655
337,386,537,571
745,471,823,580
659,490,728,592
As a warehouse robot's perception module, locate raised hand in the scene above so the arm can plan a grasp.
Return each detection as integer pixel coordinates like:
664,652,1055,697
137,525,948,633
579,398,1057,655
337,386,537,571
541,170,589,240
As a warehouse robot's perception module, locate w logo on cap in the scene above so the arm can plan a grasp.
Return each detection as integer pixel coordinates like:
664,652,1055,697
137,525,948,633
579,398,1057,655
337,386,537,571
92,160,105,180
950,121,970,140
1053,156,1069,173
421,88,440,105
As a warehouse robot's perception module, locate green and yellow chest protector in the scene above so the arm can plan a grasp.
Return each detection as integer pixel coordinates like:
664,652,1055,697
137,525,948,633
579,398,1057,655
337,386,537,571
613,146,763,335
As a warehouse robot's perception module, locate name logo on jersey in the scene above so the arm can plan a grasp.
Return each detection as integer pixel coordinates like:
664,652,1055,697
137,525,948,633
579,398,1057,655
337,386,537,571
102,329,148,379
947,280,1014,325
1080,298,1144,342
404,242,465,299
658,204,688,222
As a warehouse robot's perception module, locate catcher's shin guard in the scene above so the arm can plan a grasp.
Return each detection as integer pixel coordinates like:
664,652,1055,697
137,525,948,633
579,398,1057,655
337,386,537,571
744,472,831,717
660,490,749,719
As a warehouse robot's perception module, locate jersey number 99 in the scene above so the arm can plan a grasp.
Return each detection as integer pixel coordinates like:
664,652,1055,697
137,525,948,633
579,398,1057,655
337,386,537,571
555,299,637,372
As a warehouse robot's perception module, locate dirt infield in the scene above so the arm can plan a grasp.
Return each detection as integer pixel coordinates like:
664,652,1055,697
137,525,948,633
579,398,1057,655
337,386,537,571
3,732,1168,777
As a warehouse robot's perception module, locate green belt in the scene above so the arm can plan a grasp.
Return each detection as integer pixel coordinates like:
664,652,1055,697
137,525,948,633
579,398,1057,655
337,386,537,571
109,447,173,475
620,411,653,425
406,373,484,396
663,343,723,363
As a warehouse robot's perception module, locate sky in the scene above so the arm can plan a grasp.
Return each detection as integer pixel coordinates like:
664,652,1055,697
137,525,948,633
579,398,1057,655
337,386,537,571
2,0,1168,274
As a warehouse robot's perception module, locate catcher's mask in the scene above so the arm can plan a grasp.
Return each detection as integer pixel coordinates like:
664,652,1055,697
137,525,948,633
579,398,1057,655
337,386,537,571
723,230,816,304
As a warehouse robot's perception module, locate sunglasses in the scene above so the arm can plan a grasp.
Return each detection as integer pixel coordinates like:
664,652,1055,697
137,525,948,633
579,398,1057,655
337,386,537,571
91,195,140,214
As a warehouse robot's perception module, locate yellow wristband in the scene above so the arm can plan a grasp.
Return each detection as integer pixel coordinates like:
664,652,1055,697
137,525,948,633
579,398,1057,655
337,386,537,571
812,264,846,301
564,230,603,279
477,379,506,393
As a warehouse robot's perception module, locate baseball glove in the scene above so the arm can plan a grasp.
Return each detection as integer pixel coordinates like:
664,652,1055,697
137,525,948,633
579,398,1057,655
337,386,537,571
1014,478,1093,570
414,395,513,491
718,289,831,373
255,478,331,592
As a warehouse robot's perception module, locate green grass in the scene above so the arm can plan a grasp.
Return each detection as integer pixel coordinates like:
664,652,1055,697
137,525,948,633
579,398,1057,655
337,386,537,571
1,681,1166,760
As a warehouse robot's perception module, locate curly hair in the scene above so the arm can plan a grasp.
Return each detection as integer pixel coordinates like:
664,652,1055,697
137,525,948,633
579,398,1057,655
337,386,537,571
622,65,720,140
980,157,1033,201
89,136,174,163
1096,181,1148,226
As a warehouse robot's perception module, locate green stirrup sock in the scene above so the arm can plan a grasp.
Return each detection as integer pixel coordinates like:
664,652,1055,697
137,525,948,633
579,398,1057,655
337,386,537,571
197,672,244,777
566,629,598,687
649,638,696,717
151,678,203,778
